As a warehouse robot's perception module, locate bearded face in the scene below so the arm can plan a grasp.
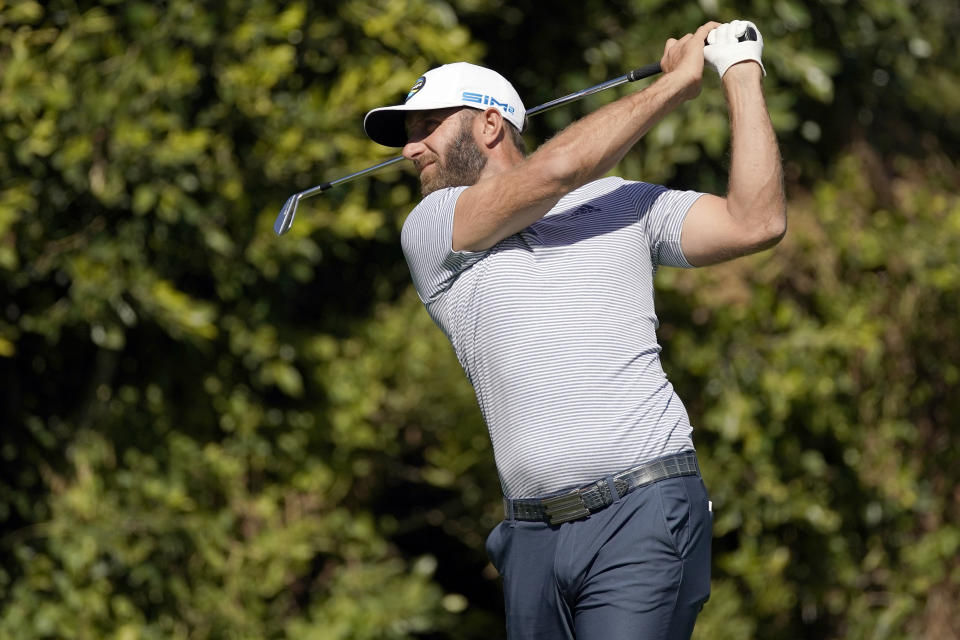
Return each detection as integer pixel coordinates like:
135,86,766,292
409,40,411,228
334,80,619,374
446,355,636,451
412,110,488,197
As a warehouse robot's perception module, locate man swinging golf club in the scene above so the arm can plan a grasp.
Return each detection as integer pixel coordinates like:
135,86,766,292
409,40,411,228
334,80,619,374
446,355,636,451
364,19,785,640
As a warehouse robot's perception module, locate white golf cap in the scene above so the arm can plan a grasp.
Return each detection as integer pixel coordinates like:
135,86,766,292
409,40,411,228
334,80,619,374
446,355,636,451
364,62,525,148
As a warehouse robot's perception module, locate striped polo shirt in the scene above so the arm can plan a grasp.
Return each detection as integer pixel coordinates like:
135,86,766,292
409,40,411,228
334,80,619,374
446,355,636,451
401,176,703,498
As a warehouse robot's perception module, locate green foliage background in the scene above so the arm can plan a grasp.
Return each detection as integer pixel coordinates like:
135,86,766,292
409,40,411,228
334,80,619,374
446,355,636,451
1,0,957,638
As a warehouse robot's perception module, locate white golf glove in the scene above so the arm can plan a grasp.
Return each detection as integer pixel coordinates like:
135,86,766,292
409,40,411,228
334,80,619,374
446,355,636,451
704,20,766,79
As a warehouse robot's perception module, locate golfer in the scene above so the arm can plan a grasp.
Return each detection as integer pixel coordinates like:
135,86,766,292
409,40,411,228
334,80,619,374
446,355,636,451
364,19,785,640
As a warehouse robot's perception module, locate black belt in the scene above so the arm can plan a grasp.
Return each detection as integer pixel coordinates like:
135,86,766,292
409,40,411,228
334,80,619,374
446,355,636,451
504,451,700,526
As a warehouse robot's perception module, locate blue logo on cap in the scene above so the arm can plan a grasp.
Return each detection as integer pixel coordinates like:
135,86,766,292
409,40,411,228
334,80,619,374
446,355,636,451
461,92,516,114
405,77,426,103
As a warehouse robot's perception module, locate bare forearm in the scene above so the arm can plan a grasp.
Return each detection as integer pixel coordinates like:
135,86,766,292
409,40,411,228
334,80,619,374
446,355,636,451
724,64,786,244
532,71,692,189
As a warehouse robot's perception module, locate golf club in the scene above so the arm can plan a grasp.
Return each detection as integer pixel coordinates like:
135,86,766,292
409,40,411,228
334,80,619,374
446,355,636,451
273,26,757,236
273,62,662,235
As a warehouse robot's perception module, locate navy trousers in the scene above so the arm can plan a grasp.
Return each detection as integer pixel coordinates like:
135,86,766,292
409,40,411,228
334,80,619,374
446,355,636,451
486,474,712,639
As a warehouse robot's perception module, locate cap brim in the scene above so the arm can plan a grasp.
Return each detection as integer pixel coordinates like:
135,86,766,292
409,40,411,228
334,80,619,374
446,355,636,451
364,101,472,148
363,106,411,148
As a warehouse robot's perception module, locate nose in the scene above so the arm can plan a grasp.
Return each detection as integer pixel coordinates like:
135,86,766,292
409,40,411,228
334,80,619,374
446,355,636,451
402,138,425,162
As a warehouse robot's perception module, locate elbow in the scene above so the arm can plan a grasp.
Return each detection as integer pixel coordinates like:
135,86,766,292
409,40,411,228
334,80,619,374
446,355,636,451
770,201,788,243
757,204,788,250
730,201,786,255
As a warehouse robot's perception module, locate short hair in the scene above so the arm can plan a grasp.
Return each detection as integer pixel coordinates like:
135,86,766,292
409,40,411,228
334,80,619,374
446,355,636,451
506,119,527,156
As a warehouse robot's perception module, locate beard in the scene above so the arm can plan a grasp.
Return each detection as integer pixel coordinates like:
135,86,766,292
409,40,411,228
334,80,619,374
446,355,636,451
416,113,488,197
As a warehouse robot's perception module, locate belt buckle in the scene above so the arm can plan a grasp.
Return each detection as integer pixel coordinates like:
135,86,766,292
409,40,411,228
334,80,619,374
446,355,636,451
541,489,591,525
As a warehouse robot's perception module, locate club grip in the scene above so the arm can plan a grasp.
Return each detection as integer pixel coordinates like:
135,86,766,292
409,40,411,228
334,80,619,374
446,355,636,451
627,62,663,82
632,27,757,80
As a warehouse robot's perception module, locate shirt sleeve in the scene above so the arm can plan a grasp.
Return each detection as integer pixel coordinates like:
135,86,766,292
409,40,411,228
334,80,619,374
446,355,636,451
636,184,705,268
401,186,488,304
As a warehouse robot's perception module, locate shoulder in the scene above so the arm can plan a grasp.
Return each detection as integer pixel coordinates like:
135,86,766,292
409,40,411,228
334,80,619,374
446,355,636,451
404,187,467,227
401,186,475,260
552,177,668,214
409,186,469,216
566,177,666,201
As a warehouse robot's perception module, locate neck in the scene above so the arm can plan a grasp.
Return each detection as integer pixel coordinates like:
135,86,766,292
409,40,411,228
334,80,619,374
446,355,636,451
476,145,524,184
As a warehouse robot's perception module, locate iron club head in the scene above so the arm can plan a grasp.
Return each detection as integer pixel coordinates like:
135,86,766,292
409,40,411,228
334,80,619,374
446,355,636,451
274,193,300,235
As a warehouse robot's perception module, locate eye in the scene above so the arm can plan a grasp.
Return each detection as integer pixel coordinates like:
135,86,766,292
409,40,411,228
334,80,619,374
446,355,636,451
406,115,444,141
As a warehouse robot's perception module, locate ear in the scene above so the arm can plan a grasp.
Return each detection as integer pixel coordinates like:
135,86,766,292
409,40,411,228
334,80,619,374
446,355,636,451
477,107,506,148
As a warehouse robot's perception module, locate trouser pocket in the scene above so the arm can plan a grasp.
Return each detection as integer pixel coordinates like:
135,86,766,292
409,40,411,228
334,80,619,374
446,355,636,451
485,522,507,573
656,475,709,558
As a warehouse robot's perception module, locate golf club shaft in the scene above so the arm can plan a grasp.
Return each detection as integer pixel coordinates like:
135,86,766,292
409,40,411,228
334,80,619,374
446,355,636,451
525,62,662,117
275,62,663,235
